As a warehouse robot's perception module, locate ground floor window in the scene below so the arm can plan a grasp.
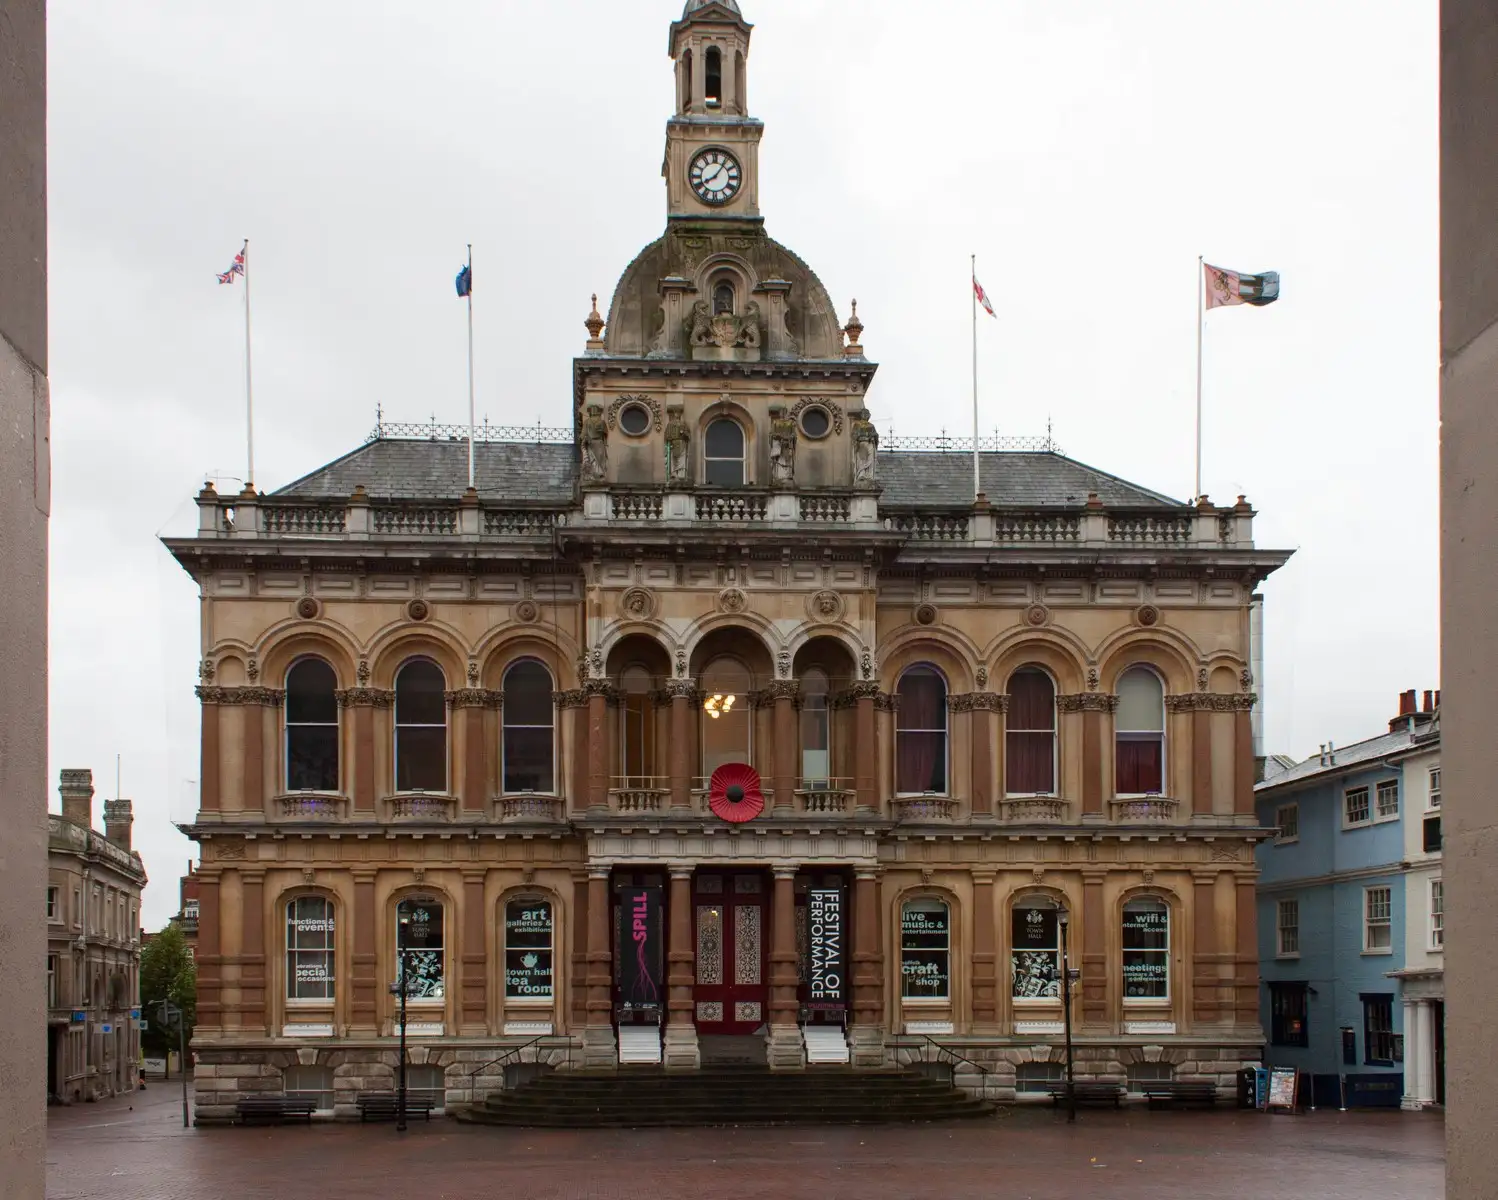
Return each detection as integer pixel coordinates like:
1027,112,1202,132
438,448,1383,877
504,898,554,1000
1269,981,1309,1047
396,897,445,1000
1121,898,1169,1000
405,1063,446,1111
1011,901,1061,999
1015,1061,1064,1092
1363,993,1396,1066
283,1064,335,1111
900,898,950,999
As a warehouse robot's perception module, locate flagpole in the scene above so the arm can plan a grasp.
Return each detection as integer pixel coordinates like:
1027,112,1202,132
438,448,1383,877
243,238,255,490
971,253,980,499
466,244,475,491
1194,254,1203,502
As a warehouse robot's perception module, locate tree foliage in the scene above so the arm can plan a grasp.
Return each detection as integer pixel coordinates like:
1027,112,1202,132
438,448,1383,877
140,921,197,1055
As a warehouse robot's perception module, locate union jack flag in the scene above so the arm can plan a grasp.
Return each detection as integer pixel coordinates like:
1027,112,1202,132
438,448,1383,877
217,248,245,285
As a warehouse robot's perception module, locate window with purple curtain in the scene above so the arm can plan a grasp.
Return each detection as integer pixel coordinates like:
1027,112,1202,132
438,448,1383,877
895,667,947,794
1115,667,1165,794
1005,668,1055,794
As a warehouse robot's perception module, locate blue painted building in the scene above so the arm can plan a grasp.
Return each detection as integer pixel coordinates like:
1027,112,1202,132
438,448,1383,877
1254,689,1444,1109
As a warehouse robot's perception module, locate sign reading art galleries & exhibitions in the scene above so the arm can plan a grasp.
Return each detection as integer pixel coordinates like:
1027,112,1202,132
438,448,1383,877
807,888,845,1009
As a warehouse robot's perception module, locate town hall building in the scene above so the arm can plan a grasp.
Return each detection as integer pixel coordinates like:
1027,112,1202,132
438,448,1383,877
168,0,1292,1121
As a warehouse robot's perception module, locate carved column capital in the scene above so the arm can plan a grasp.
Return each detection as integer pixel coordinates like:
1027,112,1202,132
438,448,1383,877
552,689,588,709
1058,692,1119,713
950,692,1008,713
1166,692,1258,712
197,685,284,707
447,688,502,709
335,687,394,709
663,678,699,700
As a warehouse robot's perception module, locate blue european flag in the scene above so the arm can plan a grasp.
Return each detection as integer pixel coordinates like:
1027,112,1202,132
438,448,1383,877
455,264,472,298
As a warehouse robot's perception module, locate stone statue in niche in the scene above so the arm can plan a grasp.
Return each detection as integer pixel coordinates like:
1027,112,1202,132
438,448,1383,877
851,407,879,483
581,404,609,482
769,407,796,487
665,405,690,485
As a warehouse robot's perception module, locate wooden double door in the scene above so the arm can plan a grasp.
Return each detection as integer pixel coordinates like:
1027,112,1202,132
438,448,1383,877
691,870,768,1035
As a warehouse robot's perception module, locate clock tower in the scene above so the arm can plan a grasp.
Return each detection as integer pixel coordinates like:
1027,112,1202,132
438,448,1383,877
664,0,763,222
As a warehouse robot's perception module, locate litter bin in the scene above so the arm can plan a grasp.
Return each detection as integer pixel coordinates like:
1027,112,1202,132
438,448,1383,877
1237,1066,1258,1109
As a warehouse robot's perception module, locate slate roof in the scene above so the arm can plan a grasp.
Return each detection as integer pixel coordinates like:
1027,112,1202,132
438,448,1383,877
273,440,1181,509
275,439,576,504
1253,728,1416,792
878,451,1181,508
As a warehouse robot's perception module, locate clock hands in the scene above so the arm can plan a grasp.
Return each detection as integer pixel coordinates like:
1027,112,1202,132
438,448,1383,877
699,161,725,188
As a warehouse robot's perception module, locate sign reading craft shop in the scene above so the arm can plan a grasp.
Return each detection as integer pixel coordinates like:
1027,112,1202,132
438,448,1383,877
807,887,845,1010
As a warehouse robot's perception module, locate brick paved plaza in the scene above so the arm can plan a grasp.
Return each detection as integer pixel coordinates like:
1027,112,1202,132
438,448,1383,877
47,1084,1445,1200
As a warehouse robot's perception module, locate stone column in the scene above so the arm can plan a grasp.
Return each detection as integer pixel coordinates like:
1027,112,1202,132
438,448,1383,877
337,686,388,816
1233,703,1256,815
1233,874,1259,1027
850,868,885,1066
243,696,267,815
852,683,879,813
461,870,487,1035
240,869,267,1036
1063,694,1116,818
1081,871,1108,1030
664,865,700,1070
959,696,991,819
568,868,589,1031
769,682,798,815
666,679,696,813
767,866,805,1069
1192,708,1213,817
1191,870,1220,1026
351,869,377,1034
1402,998,1423,1109
195,870,223,1033
970,871,998,1030
552,690,587,815
585,683,611,811
453,692,492,816
196,689,221,812
1415,999,1436,1105
583,868,616,1066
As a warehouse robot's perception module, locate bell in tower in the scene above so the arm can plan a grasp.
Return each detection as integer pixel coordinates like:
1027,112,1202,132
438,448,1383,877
665,0,762,221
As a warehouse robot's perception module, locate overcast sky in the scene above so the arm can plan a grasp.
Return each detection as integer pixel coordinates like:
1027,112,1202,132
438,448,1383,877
45,0,1439,926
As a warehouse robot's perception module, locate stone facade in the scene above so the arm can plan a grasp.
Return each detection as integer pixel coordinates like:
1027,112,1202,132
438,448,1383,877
46,770,148,1103
166,0,1292,1124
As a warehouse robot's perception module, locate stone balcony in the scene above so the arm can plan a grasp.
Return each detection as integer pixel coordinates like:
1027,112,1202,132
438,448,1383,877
580,487,879,530
384,793,457,822
1110,796,1181,822
998,795,1070,823
275,793,348,821
496,795,565,823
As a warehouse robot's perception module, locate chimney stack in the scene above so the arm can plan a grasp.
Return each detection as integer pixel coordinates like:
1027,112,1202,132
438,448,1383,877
1399,689,1417,715
1423,689,1434,713
104,798,134,851
58,769,94,828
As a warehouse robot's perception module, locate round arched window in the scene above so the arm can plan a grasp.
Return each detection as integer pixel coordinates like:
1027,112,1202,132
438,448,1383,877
704,419,745,487
618,404,651,437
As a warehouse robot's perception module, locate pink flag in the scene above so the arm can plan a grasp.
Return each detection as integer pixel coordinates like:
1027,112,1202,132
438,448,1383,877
1204,262,1280,308
973,276,996,317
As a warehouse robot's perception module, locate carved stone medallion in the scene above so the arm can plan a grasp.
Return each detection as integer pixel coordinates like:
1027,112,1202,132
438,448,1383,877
514,600,540,623
620,587,657,620
718,587,747,614
808,590,843,622
295,596,321,621
1024,603,1051,628
1135,604,1160,628
407,599,430,622
913,602,939,626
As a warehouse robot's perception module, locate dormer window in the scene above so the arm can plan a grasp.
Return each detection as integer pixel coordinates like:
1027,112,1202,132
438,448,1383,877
713,281,735,315
705,47,722,107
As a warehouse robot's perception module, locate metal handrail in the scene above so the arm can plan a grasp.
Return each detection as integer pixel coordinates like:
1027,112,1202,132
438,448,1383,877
459,1033,575,1082
891,1033,994,1077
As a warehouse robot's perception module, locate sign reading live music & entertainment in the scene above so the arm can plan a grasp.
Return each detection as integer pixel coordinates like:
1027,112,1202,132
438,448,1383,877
617,886,663,1013
807,887,845,1007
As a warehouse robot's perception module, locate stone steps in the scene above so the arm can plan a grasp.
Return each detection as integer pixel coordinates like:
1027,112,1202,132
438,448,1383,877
454,1065,996,1128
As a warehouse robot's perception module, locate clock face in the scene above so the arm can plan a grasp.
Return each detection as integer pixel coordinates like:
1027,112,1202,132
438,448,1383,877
689,149,742,206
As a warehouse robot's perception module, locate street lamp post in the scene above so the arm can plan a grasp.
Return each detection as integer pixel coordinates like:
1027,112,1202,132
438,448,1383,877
388,950,411,1133
1058,907,1077,1124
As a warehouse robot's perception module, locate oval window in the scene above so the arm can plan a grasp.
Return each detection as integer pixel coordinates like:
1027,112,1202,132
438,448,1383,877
618,404,651,437
799,406,831,438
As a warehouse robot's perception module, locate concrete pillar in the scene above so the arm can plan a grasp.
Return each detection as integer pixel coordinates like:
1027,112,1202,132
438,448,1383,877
853,686,878,812
767,866,804,1069
667,680,695,812
1402,998,1423,1110
350,870,377,1033
461,871,486,1035
586,688,610,810
583,868,616,1066
770,683,797,815
664,866,700,1070
970,871,997,1030
1416,999,1436,1105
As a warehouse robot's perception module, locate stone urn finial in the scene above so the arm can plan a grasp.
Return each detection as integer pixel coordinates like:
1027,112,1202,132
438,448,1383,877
843,299,864,357
584,293,606,350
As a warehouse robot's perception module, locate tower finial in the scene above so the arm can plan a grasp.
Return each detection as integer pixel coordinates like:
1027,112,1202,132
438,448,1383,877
843,299,864,358
584,293,607,351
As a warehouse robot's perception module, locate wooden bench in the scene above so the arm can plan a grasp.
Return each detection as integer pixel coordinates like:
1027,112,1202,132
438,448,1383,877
1045,1081,1124,1108
234,1096,317,1125
1140,1081,1219,1109
355,1092,438,1123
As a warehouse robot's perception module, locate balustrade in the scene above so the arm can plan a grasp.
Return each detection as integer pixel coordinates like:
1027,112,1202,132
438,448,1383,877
891,796,959,822
796,785,853,815
697,493,768,523
373,506,458,535
386,792,456,821
1110,796,1180,822
998,796,1069,823
497,795,564,822
260,505,345,535
276,793,346,820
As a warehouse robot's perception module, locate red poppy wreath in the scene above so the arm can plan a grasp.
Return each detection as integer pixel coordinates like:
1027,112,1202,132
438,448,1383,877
708,762,765,823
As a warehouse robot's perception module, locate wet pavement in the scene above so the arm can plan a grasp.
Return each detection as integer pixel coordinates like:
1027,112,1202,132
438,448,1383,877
47,1080,1445,1199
